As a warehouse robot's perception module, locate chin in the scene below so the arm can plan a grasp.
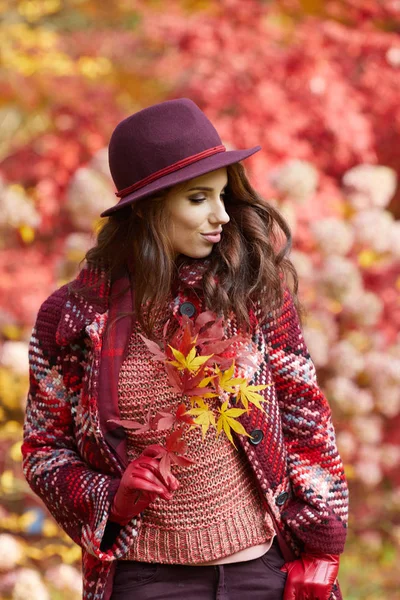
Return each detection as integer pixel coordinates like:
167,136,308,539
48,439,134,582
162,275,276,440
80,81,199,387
179,248,213,259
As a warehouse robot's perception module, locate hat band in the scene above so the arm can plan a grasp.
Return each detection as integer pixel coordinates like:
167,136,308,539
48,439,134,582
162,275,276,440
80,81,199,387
115,145,226,199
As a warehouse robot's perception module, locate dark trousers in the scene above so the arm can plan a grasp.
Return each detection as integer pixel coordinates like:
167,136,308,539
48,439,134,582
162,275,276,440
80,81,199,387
111,537,288,599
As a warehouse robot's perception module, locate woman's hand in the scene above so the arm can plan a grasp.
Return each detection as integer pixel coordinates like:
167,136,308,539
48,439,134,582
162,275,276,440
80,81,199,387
281,551,339,600
110,454,179,525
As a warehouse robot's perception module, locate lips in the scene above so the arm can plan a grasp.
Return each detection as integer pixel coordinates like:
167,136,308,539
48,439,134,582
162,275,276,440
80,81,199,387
201,233,221,243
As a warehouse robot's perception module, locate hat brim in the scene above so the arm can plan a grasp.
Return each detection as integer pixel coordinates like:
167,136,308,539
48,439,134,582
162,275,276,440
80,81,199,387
100,146,261,217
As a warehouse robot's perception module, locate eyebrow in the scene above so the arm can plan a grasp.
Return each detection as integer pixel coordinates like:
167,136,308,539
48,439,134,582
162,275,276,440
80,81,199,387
187,184,228,192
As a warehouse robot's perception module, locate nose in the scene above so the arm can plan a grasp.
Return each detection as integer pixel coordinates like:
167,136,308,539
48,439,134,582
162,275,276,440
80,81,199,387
209,198,230,226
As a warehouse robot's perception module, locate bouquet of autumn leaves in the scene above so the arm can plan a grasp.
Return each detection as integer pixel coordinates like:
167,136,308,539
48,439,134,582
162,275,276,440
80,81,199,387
110,310,271,481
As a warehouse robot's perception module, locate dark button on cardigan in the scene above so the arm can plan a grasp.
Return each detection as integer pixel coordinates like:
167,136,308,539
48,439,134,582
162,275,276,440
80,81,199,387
179,302,196,317
275,492,289,506
249,429,264,445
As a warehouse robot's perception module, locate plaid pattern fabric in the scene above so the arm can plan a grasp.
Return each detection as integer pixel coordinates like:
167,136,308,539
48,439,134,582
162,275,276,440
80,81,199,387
22,260,348,600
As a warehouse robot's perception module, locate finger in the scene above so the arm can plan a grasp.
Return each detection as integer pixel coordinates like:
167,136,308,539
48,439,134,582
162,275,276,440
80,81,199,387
136,456,160,468
135,457,175,486
158,469,179,491
166,474,180,491
130,467,174,497
135,463,176,492
136,458,179,492
135,458,163,479
129,476,172,500
128,468,170,491
132,457,161,474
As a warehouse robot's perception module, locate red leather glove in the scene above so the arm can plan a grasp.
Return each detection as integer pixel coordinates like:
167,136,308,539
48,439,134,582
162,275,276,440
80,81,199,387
110,454,179,525
281,551,340,600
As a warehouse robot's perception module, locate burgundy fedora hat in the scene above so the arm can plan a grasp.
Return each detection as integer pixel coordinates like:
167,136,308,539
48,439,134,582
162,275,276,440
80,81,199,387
100,98,261,217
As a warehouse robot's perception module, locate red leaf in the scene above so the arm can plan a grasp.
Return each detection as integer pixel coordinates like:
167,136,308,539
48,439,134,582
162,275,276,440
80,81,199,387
163,319,171,340
159,452,172,481
180,322,195,356
198,320,224,342
235,355,259,369
155,411,176,431
154,403,195,430
107,418,150,434
175,402,195,425
142,444,166,460
138,333,166,361
165,362,184,393
194,311,217,329
165,428,188,454
181,363,207,388
213,356,239,370
171,454,195,467
185,385,216,396
200,339,235,354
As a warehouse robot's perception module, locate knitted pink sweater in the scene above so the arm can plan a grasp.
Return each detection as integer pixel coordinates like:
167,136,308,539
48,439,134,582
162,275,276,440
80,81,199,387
118,317,275,564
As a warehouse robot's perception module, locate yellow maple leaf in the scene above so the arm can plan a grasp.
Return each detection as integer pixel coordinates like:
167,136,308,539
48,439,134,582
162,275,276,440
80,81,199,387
194,375,219,398
186,399,217,439
237,381,271,411
215,362,246,394
216,401,250,448
198,375,215,387
167,345,213,373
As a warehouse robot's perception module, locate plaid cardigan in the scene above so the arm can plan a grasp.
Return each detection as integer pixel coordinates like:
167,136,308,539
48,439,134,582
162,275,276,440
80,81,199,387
22,260,348,600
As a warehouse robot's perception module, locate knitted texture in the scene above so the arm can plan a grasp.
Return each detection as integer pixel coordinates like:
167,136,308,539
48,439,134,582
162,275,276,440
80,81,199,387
118,318,274,563
21,260,348,600
255,289,349,553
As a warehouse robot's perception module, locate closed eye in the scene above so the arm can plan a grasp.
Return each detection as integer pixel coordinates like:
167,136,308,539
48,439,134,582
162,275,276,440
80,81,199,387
188,189,227,204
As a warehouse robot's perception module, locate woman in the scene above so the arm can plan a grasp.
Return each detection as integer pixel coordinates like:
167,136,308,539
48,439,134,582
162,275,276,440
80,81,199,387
22,98,349,600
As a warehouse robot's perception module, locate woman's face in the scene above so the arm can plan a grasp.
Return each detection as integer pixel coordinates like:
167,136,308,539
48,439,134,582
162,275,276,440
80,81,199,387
164,167,230,259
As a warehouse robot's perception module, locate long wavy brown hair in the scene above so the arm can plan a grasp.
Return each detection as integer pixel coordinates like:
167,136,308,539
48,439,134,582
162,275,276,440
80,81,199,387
76,162,302,338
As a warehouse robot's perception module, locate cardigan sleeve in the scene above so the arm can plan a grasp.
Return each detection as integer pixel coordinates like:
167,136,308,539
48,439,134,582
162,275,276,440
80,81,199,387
261,287,349,555
21,295,137,561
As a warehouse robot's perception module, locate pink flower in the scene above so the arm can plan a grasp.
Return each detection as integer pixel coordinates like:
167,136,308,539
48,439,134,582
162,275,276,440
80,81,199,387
379,444,400,470
351,209,394,253
325,377,373,414
275,200,297,234
306,310,339,343
365,352,400,386
342,290,383,327
0,341,29,375
336,431,357,461
0,534,22,572
0,177,40,231
303,327,330,367
289,250,314,280
386,46,400,68
66,167,114,231
342,165,397,210
45,565,82,596
318,256,363,303
311,218,354,256
269,160,319,203
389,221,400,259
373,385,400,418
88,147,111,179
12,569,49,600
329,340,365,378
353,415,383,444
354,457,382,487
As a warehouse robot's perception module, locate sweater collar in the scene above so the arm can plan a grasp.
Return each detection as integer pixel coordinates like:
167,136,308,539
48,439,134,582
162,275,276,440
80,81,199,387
56,258,212,346
174,257,211,291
